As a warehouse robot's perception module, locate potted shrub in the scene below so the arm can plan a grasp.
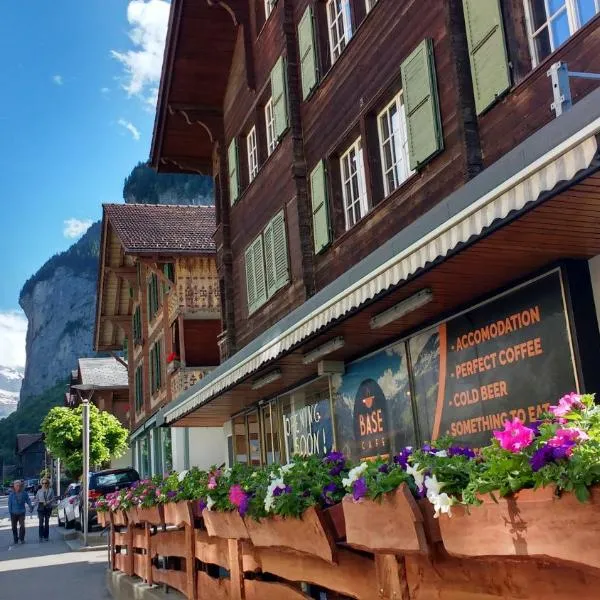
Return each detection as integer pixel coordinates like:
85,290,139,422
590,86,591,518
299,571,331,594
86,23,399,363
436,393,600,571
160,471,194,527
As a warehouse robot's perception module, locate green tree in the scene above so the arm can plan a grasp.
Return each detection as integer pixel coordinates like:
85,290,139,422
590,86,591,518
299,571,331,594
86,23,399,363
41,405,128,478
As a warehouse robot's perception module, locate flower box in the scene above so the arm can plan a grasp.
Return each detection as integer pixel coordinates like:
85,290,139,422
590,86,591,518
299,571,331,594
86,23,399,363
112,510,128,527
439,486,600,570
417,498,442,544
97,511,110,528
323,502,346,541
342,483,428,554
136,505,165,526
167,361,180,375
163,501,193,528
245,507,337,564
203,509,249,539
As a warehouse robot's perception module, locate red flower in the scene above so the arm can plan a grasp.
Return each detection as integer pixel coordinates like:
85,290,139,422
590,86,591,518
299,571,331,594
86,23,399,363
166,352,180,363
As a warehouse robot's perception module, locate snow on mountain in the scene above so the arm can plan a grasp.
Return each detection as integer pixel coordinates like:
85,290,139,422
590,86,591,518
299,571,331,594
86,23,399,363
0,366,24,417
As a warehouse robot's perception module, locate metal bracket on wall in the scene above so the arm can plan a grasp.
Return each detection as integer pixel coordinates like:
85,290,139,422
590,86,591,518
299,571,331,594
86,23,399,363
548,61,600,117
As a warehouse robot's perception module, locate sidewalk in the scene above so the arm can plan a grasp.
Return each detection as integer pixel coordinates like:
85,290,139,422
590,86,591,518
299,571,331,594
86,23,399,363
0,514,110,599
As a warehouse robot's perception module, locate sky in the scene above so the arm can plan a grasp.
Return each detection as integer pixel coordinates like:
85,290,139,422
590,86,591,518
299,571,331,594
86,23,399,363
0,0,171,368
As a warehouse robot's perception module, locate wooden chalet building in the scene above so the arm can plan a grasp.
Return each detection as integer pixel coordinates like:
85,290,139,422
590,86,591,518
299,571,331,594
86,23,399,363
94,203,225,477
147,0,600,594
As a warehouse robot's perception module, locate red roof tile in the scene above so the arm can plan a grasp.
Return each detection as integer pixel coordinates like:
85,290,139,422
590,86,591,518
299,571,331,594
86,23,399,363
104,203,216,254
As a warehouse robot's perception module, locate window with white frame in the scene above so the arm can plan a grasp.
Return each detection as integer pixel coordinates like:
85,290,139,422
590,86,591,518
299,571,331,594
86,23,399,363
526,0,600,65
377,93,413,197
340,138,368,230
265,98,277,156
247,126,259,182
326,0,353,64
365,0,379,13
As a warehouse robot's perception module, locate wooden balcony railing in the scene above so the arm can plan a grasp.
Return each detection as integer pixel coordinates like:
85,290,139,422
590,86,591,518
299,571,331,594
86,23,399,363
169,366,213,402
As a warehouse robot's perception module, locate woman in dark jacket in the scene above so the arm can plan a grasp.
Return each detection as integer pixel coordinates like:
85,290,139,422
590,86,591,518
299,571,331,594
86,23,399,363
34,478,55,542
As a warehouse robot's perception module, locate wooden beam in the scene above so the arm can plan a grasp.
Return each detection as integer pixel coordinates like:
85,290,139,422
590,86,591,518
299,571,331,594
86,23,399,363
106,266,138,285
101,315,132,327
110,351,128,370
160,156,213,175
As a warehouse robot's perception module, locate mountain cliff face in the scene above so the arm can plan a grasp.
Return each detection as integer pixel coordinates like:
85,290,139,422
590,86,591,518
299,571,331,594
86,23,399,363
18,222,101,401
0,367,23,418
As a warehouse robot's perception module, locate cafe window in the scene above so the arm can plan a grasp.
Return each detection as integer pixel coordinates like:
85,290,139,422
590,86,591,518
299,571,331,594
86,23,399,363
525,0,600,65
261,400,283,465
232,413,262,466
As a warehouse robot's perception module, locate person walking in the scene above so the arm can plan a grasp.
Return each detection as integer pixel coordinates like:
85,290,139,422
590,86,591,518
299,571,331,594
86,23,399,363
35,478,55,542
8,480,33,545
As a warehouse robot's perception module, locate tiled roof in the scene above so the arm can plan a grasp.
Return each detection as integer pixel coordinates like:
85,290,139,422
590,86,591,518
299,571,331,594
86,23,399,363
104,203,216,254
16,433,44,454
78,357,128,388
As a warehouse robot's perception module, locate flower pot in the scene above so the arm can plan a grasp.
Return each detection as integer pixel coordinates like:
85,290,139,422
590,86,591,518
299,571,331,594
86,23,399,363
203,509,249,539
97,512,110,528
323,502,346,541
342,483,428,554
126,507,139,524
112,510,128,527
439,486,600,570
163,501,193,527
245,507,337,564
136,505,165,526
417,498,442,544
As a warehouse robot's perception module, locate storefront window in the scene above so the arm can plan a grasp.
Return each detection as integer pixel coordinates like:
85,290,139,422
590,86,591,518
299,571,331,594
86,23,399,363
139,435,151,479
233,416,249,464
247,411,262,466
280,377,334,463
260,401,282,465
161,428,173,474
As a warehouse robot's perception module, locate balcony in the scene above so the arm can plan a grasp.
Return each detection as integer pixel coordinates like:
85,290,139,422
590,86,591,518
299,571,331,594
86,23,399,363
169,366,213,402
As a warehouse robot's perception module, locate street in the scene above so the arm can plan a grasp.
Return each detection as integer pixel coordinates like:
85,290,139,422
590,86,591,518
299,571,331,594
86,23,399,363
0,495,110,599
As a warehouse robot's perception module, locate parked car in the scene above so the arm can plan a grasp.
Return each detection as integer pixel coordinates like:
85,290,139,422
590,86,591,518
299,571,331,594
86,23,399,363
74,467,139,531
57,483,81,529
24,478,39,493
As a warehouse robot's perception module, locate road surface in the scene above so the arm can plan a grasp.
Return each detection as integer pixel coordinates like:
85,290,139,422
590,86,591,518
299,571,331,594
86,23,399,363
0,494,111,599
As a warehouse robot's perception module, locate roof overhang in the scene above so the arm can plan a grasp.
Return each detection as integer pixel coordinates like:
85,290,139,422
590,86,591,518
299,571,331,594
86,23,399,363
164,88,600,427
150,0,240,174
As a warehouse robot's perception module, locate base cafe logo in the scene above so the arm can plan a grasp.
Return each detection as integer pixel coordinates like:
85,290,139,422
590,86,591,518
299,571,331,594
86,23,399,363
353,378,391,459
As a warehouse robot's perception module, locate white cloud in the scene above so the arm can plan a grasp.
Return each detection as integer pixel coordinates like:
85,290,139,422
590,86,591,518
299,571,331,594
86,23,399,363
101,87,110,95
63,218,93,239
52,75,63,86
118,118,141,140
0,312,27,368
378,368,403,400
111,0,170,106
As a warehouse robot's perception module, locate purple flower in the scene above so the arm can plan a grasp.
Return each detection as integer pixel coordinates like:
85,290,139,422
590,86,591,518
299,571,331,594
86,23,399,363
321,482,338,505
378,463,390,474
329,464,344,477
197,499,207,513
167,491,177,499
352,478,368,502
447,446,476,459
393,447,413,470
529,421,543,436
421,444,436,455
324,451,345,464
529,442,575,472
272,485,292,497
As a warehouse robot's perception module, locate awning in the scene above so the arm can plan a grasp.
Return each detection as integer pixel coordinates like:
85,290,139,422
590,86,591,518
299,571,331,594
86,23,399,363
165,91,600,425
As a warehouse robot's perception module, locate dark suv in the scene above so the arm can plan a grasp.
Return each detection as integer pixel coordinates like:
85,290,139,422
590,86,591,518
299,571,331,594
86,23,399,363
76,467,140,530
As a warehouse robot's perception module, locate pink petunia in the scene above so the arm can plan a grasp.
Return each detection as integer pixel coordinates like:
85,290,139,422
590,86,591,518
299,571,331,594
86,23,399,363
549,393,583,417
493,418,535,453
208,476,218,490
548,428,589,448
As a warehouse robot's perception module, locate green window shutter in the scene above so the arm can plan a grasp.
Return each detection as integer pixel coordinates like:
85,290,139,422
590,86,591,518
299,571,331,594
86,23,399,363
252,236,268,309
157,341,162,389
310,161,330,254
245,245,257,312
263,221,276,297
228,139,239,204
298,6,318,100
401,39,443,171
271,56,289,140
123,338,128,363
462,0,510,114
270,211,289,293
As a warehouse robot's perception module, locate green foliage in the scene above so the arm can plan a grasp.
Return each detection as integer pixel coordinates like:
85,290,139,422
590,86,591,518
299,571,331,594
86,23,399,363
41,404,128,478
123,162,213,205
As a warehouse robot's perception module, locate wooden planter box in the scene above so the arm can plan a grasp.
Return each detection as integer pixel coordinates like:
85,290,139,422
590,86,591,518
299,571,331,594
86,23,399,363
112,510,128,527
342,483,428,554
439,486,600,570
136,505,165,526
97,511,110,528
245,507,337,564
163,501,193,527
323,502,346,541
203,509,249,539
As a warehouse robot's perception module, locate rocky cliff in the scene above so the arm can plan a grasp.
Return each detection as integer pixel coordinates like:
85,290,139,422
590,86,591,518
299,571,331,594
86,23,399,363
0,366,23,418
18,222,101,401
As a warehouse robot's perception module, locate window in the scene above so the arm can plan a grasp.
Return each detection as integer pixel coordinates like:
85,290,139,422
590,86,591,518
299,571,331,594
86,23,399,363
147,273,162,320
377,93,413,197
326,0,352,64
365,0,379,12
265,98,277,155
134,365,144,413
150,339,163,394
132,306,142,345
526,0,600,64
247,126,259,182
264,0,276,19
245,211,290,313
340,138,368,230
261,401,282,465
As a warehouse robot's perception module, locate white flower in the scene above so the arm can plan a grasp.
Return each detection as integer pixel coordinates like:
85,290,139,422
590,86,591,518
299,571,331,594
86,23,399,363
280,463,294,474
177,470,188,483
221,467,232,479
406,462,425,492
424,474,444,499
206,495,215,511
430,492,454,518
342,462,368,490
434,450,448,458
264,477,286,513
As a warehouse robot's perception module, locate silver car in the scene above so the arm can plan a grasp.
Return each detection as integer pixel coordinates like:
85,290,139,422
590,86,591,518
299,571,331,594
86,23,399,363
57,483,81,529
